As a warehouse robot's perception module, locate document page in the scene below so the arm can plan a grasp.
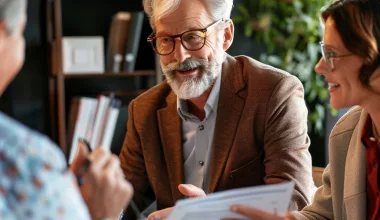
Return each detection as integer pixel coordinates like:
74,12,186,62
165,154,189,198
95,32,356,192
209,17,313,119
168,181,294,220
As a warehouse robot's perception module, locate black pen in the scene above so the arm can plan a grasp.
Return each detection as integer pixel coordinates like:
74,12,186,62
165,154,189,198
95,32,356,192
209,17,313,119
76,138,92,186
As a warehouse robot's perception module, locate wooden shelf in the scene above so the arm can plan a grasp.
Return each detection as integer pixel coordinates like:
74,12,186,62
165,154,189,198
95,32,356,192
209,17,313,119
47,0,159,156
49,70,156,79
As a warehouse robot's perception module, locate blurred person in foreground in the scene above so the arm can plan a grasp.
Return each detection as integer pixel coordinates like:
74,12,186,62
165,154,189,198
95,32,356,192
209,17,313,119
119,0,314,219
0,0,133,219
229,0,380,219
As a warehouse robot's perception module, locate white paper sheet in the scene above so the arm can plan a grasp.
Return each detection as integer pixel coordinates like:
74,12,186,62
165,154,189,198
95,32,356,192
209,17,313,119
168,181,294,220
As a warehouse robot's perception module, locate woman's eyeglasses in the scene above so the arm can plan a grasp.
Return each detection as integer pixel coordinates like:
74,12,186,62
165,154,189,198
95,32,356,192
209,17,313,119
319,41,354,70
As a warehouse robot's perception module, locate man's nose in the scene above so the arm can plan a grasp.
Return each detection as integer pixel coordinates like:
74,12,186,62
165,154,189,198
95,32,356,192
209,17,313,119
173,38,191,63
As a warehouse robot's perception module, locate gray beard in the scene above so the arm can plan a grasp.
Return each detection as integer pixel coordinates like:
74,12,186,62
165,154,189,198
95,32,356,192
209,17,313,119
161,57,221,99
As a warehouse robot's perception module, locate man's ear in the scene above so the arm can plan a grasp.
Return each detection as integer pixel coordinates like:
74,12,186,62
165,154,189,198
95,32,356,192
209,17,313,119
222,20,234,51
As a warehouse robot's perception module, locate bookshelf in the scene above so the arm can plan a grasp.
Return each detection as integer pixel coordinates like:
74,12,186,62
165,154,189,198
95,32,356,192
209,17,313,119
46,0,161,157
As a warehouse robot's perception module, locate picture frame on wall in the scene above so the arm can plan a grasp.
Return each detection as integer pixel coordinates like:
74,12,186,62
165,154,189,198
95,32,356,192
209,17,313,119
62,36,105,74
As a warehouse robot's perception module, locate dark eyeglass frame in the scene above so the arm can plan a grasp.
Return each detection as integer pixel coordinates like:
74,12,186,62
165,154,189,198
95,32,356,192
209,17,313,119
147,18,225,56
319,41,354,70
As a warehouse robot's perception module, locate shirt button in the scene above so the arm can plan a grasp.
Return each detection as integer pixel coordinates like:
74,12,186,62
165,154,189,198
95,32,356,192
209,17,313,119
370,137,376,142
199,161,204,166
198,125,204,131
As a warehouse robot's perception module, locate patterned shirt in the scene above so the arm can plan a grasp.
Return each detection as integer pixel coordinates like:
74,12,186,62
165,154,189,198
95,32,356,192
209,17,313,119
0,112,91,219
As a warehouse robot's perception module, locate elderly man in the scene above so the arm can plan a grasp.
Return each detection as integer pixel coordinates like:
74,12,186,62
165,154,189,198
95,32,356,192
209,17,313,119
0,0,132,219
119,0,313,218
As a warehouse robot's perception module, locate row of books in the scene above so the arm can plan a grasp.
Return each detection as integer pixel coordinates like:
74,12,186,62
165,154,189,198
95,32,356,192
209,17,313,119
67,95,122,163
106,11,144,73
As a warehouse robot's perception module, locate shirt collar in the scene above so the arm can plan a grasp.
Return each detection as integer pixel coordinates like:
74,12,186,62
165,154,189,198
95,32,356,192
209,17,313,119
177,68,222,122
205,69,221,115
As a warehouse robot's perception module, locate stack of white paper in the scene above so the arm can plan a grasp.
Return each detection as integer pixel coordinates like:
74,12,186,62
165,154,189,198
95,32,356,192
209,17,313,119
168,181,294,220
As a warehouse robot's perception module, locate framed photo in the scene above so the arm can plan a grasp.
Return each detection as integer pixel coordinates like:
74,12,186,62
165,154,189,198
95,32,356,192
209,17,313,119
62,36,105,74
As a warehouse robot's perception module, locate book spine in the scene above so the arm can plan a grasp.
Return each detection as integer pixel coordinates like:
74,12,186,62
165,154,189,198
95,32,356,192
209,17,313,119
123,12,144,72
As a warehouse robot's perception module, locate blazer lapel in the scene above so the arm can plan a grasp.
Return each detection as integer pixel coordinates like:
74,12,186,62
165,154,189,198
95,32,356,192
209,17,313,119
157,91,184,202
208,54,246,192
343,110,367,220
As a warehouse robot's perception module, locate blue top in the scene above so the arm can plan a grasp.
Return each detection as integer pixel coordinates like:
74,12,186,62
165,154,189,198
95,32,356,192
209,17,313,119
0,112,90,219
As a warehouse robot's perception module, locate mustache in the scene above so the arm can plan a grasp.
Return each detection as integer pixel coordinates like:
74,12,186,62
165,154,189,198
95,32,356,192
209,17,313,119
162,58,208,74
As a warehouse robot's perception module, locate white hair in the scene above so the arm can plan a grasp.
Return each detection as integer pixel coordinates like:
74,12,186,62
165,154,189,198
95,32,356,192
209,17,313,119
0,0,26,34
143,0,233,29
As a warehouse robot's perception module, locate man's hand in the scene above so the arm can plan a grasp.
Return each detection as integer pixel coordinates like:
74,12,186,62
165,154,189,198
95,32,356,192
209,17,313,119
148,184,206,220
69,140,91,175
229,205,296,220
70,143,134,220
178,184,206,198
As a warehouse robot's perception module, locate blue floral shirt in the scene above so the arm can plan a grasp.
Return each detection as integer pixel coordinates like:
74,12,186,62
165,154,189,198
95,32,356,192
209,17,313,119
0,112,91,219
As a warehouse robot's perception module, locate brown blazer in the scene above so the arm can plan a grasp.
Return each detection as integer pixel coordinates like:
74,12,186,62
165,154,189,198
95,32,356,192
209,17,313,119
119,54,313,217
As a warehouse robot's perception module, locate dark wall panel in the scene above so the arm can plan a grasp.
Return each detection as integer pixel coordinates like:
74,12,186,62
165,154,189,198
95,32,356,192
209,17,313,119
1,0,49,134
61,0,155,71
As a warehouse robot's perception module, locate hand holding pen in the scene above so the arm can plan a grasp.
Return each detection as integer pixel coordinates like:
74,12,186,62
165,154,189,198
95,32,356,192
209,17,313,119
69,138,133,220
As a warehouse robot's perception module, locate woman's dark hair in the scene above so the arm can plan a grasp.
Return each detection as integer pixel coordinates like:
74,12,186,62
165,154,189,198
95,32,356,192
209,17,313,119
321,0,380,87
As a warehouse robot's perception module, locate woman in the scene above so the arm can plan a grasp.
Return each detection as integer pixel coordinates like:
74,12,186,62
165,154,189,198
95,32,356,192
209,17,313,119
0,0,133,219
230,0,380,219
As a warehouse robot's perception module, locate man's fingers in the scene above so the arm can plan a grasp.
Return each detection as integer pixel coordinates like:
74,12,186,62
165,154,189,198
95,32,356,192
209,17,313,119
178,184,206,198
147,185,204,220
148,207,173,220
89,148,110,170
104,155,121,172
69,140,90,174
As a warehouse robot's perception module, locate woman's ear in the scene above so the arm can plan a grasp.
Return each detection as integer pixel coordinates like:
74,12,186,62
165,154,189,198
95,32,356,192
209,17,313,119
222,20,234,51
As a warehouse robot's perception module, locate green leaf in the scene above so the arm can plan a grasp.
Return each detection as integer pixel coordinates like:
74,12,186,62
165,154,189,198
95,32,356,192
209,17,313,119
233,15,244,23
308,90,317,103
235,0,329,137
237,4,250,18
244,22,253,37
318,88,328,101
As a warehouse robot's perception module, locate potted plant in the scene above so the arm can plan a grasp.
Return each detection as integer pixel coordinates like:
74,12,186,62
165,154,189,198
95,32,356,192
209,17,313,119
233,0,335,137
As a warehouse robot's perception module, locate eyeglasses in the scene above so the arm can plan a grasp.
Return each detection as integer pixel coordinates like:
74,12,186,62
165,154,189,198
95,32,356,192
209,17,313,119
319,41,354,70
147,19,225,56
